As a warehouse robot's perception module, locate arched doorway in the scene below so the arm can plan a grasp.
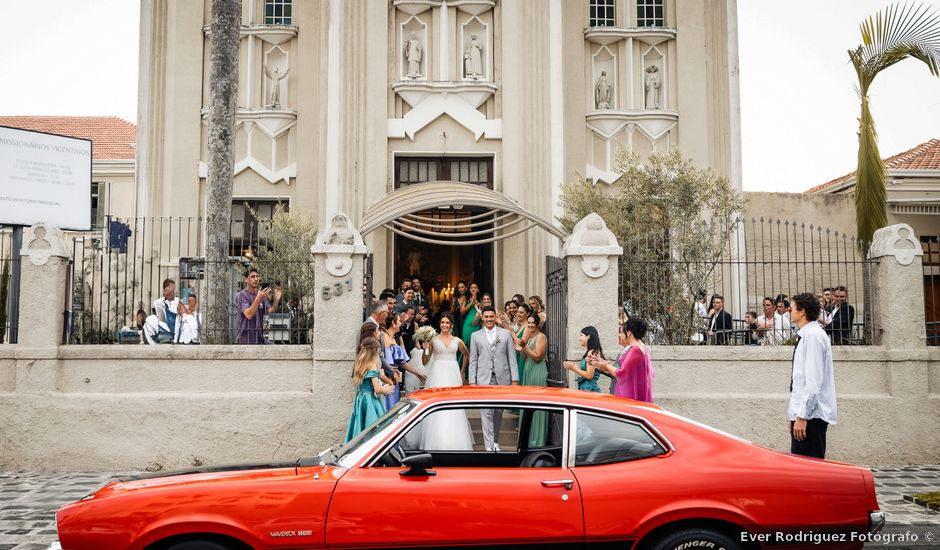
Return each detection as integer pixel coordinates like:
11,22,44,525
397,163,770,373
360,180,565,301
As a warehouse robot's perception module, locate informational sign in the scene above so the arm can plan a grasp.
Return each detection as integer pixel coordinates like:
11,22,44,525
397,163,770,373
0,125,92,230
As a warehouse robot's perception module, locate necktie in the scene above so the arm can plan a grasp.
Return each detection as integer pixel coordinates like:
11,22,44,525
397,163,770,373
789,335,801,392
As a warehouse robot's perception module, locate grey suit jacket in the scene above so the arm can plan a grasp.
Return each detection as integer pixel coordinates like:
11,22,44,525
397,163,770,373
468,327,519,386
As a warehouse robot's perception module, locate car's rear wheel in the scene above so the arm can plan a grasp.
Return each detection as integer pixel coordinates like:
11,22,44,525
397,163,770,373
647,527,739,550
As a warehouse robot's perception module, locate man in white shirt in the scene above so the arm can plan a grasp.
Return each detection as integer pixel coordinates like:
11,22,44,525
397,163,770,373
143,278,182,344
787,292,837,459
756,297,790,346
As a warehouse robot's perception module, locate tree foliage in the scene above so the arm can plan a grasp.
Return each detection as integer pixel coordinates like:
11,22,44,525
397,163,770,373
249,205,318,308
849,2,940,251
560,147,742,344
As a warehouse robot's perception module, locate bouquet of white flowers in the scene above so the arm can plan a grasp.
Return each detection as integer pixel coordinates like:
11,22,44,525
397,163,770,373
414,325,437,344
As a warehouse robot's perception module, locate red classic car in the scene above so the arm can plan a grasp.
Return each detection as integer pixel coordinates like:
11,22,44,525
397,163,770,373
51,387,884,550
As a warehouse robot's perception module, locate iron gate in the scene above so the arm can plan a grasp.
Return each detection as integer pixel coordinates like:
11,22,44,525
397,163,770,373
362,253,373,321
545,256,567,387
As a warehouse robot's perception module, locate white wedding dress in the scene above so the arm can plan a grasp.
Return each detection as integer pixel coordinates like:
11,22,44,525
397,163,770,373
419,336,474,451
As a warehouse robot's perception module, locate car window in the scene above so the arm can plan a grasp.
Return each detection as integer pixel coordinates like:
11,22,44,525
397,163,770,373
334,400,417,468
399,406,520,453
523,408,564,450
574,412,665,466
375,406,566,469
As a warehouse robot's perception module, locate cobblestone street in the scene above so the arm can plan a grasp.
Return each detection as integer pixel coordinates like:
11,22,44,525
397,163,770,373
1,466,938,549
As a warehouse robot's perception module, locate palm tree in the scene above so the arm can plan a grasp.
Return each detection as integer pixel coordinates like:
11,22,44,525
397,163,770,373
849,2,940,252
205,0,242,343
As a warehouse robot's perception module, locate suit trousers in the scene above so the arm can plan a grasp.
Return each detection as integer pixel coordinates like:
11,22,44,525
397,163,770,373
790,418,828,459
480,376,502,451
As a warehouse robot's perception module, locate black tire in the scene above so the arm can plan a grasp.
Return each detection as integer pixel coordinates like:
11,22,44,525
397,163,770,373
165,541,235,550
647,528,739,550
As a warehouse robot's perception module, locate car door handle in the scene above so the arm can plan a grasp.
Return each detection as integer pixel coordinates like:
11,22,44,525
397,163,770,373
541,479,574,490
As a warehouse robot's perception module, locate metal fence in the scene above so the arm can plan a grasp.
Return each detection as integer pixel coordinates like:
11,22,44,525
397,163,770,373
921,236,940,345
67,216,315,345
544,256,568,387
619,217,876,346
0,229,20,343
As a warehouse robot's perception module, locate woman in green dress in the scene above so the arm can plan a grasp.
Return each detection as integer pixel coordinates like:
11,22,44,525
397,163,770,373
563,326,605,393
516,313,549,447
460,284,484,351
345,336,393,442
511,303,532,381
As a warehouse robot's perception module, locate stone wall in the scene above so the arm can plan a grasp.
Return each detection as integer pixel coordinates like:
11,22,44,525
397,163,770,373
0,344,936,470
0,345,348,471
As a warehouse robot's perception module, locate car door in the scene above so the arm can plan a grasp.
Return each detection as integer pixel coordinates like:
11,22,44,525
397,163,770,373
568,409,672,544
325,404,584,548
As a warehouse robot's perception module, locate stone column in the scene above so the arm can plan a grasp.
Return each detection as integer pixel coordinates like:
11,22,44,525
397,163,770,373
561,213,623,386
310,213,369,437
18,224,72,347
868,224,926,348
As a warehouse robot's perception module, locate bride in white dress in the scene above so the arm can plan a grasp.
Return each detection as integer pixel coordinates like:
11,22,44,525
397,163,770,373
419,313,474,451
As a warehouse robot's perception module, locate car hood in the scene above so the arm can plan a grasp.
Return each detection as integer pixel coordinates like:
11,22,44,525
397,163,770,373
91,461,343,499
116,460,300,482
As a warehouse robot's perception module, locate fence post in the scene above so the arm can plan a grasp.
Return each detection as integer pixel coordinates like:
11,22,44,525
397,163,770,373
18,224,72,347
561,213,623,386
310,213,369,432
867,224,926,348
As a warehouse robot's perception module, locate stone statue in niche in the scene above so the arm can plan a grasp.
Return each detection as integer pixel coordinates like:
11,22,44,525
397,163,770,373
594,70,612,109
464,33,484,79
644,65,661,109
404,31,423,78
264,64,290,108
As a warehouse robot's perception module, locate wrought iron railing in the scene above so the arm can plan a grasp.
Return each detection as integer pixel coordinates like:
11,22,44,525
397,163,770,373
66,216,315,345
619,217,876,346
0,229,20,344
921,236,940,346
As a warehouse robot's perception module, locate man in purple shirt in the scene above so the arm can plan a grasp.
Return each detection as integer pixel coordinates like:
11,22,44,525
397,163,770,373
235,267,282,344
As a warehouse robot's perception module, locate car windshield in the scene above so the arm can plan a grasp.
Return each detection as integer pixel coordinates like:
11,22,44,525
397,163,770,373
329,400,417,468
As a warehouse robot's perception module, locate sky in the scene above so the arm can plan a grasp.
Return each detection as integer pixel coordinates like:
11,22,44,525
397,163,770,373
0,0,938,193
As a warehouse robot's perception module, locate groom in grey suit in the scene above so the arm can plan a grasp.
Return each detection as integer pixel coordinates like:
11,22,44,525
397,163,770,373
468,305,519,451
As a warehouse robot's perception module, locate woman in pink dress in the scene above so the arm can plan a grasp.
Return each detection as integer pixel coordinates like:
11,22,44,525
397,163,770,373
593,317,653,402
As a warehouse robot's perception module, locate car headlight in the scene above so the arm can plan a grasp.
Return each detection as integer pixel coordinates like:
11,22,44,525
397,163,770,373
869,511,885,534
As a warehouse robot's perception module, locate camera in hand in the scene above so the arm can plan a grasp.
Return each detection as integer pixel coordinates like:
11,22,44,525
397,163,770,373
261,282,270,291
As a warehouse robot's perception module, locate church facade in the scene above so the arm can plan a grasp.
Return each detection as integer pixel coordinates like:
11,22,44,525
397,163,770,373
137,0,741,298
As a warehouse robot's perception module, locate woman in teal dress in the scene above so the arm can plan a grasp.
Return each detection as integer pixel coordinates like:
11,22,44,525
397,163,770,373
345,336,393,443
516,313,549,447
563,326,605,393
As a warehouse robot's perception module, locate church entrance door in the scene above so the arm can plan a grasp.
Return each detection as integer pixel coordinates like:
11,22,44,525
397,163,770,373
391,157,495,300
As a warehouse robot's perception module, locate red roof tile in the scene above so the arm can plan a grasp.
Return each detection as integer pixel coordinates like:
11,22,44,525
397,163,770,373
0,116,136,161
807,138,940,194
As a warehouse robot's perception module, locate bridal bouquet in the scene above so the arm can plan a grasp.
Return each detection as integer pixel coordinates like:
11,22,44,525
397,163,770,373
414,326,438,356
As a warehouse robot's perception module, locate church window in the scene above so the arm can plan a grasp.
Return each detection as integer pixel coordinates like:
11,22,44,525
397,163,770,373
90,182,105,230
636,0,664,28
265,0,292,25
395,158,492,189
589,0,616,27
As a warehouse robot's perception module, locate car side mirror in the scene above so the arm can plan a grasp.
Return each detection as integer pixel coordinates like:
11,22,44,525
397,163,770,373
399,453,436,477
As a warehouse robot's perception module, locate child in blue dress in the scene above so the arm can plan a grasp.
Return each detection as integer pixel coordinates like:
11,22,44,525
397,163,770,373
563,325,605,392
345,336,393,442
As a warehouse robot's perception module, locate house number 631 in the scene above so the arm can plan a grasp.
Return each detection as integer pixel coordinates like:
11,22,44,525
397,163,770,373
322,278,353,300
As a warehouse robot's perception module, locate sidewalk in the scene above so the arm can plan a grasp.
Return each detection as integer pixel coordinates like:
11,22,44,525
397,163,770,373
0,466,938,549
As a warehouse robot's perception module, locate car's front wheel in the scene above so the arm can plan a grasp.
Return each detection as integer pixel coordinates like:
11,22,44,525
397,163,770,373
164,540,237,550
647,528,739,550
